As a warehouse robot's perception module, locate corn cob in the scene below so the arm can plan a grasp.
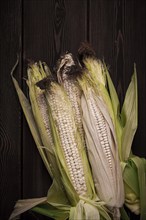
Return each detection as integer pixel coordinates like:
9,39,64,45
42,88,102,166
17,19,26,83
77,43,124,219
80,82,124,218
55,52,85,143
37,78,93,199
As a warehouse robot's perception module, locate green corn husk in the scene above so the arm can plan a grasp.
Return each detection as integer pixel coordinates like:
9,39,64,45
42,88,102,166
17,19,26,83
103,64,123,161
105,62,146,220
11,59,51,176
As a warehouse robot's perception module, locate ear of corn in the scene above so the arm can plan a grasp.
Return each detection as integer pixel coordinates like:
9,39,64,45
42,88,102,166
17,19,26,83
11,59,51,176
78,75,124,219
77,44,124,219
27,62,76,206
26,62,60,180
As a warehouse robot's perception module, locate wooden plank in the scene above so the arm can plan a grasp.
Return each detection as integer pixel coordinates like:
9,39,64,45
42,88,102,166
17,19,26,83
0,0,22,219
59,0,88,55
23,0,87,66
124,0,146,158
89,0,146,158
88,0,116,68
22,0,87,218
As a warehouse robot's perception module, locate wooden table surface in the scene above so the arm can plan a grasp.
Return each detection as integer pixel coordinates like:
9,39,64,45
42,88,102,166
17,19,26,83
0,0,145,219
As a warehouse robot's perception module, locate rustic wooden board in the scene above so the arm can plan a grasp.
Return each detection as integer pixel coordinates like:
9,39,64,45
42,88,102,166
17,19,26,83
0,0,22,219
123,0,146,158
0,0,146,219
89,0,146,158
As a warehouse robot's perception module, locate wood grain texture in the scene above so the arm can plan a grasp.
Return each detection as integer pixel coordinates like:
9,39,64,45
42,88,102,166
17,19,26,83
89,0,146,157
59,0,87,56
123,0,146,158
0,0,22,219
0,0,146,219
23,0,87,68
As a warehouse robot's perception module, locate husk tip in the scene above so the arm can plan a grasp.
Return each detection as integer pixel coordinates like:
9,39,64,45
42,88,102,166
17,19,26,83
78,41,96,62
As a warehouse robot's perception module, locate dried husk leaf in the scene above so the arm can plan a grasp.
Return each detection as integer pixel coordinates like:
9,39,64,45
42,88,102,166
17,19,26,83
121,68,138,161
9,197,47,220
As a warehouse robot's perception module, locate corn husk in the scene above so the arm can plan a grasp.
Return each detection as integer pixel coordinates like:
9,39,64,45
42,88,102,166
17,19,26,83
105,63,146,220
11,59,51,175
77,44,124,219
78,74,124,220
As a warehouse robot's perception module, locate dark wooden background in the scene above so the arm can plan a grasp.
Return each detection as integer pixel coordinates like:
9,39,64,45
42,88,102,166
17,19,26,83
0,0,146,219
